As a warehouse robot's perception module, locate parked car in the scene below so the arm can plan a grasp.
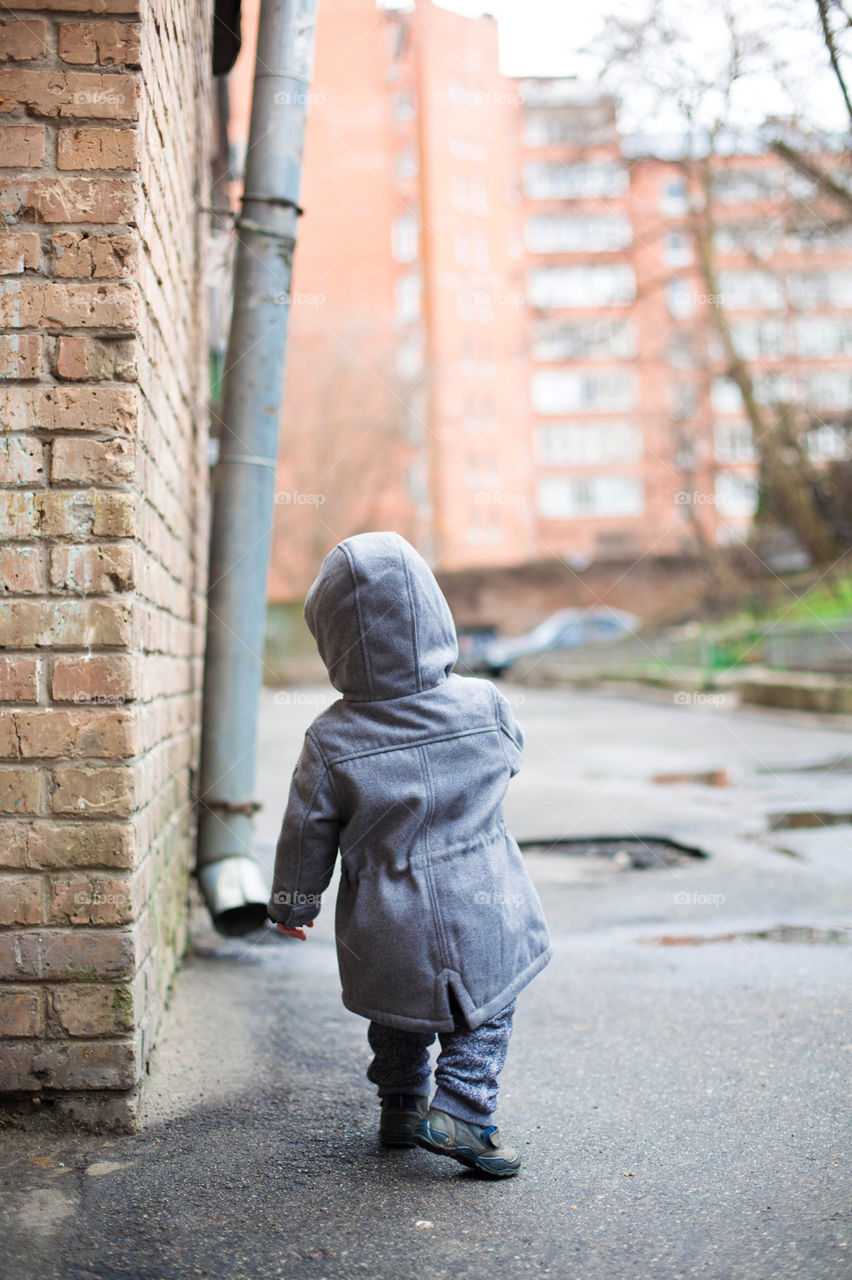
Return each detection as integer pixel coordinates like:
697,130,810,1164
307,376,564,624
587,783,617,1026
475,607,639,677
454,625,498,676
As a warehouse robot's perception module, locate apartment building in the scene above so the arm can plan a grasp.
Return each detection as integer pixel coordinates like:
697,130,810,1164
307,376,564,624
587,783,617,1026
225,0,852,598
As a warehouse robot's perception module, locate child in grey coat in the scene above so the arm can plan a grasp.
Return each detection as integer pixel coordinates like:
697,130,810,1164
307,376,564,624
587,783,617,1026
268,531,551,1177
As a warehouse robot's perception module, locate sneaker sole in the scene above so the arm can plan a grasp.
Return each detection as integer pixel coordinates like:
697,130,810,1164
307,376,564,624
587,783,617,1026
380,1125,418,1148
415,1128,521,1178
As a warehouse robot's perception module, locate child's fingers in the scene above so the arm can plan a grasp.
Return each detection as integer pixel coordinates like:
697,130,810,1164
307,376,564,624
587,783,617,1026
275,922,307,940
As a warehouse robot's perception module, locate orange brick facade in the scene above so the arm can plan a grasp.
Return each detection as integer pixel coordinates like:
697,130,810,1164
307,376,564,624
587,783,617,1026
228,0,852,600
0,0,212,1126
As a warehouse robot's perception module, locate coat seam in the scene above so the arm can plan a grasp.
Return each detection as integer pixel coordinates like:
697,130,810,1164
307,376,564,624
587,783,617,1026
418,742,451,969
340,541,374,698
319,724,501,766
400,545,422,693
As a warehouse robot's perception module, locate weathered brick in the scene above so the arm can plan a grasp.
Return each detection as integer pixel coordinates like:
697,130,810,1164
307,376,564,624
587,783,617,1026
0,545,42,593
0,434,45,483
1,177,138,225
51,763,134,816
27,819,134,868
0,385,138,432
57,125,138,171
49,874,133,925
91,491,135,536
12,708,136,758
58,22,141,68
0,989,42,1037
16,0,138,9
49,983,133,1036
1,1038,137,1090
51,436,135,485
50,542,134,593
0,928,134,981
0,821,28,866
13,489,138,540
54,335,137,381
0,766,41,813
0,874,42,924
52,654,136,705
0,125,45,168
0,334,41,379
51,231,138,278
16,0,138,10
0,18,47,62
0,280,139,328
0,231,40,274
0,655,39,701
0,69,139,120
0,598,132,647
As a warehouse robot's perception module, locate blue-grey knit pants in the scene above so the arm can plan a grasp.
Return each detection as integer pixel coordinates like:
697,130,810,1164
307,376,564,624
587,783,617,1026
366,996,516,1124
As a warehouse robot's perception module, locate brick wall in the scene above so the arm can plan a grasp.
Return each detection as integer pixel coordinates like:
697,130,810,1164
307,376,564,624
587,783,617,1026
0,0,212,1129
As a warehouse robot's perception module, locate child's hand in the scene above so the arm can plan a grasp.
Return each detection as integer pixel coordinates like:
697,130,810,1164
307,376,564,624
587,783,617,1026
275,920,314,941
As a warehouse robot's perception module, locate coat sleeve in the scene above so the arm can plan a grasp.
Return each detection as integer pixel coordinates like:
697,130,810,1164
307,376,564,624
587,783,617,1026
267,729,341,928
493,686,524,777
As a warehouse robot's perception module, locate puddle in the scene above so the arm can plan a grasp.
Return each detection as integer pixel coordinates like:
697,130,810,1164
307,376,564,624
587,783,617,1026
652,770,731,787
766,810,852,830
641,924,851,947
518,836,706,868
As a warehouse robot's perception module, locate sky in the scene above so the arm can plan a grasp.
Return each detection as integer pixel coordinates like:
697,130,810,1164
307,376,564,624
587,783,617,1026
429,0,851,134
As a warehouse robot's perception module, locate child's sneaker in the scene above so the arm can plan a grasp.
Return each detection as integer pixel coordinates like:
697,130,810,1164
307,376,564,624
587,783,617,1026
415,1107,522,1177
379,1093,429,1147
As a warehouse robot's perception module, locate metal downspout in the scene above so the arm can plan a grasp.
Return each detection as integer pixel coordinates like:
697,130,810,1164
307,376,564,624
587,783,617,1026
196,0,318,935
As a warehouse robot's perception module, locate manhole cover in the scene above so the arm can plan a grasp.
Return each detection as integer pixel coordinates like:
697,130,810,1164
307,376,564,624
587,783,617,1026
518,836,706,868
640,924,851,947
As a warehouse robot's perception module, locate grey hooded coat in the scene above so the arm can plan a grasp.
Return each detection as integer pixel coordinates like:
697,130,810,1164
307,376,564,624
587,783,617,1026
267,532,552,1032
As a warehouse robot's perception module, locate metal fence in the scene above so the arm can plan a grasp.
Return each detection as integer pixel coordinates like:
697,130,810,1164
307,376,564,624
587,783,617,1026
526,619,852,677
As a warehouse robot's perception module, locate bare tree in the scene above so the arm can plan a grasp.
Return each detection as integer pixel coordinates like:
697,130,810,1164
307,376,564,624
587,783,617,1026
593,0,852,563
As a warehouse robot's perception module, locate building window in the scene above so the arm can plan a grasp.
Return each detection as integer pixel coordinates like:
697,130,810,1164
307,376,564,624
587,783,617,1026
712,168,785,204
806,424,850,461
714,421,755,463
397,338,423,381
715,222,779,257
391,213,418,263
394,147,419,182
454,229,471,267
663,229,693,266
472,229,490,269
660,177,688,216
451,175,468,212
718,270,784,310
525,214,632,254
793,316,852,359
536,422,642,465
527,264,636,308
532,318,637,361
395,274,421,325
531,369,636,414
788,271,852,309
393,90,415,122
536,475,644,519
710,378,744,414
469,176,489,216
665,279,694,319
523,161,628,201
730,318,787,359
715,472,758,517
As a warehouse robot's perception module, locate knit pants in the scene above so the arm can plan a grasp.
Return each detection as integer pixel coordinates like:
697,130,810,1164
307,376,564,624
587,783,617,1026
366,995,516,1125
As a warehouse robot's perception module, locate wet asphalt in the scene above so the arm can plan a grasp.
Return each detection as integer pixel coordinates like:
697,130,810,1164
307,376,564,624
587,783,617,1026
1,684,850,1280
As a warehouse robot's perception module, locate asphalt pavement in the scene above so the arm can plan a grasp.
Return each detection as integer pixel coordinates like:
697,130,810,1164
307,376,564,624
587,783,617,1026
1,683,850,1280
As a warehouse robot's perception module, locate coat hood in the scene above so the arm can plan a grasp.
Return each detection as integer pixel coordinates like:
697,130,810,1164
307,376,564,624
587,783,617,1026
304,532,458,700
